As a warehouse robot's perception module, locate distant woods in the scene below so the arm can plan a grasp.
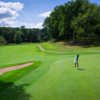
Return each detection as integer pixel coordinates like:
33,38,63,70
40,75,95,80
43,0,100,45
1,0,100,45
0,26,50,45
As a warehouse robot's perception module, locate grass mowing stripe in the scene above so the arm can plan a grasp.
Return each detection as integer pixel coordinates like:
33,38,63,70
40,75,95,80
25,58,72,99
16,55,61,86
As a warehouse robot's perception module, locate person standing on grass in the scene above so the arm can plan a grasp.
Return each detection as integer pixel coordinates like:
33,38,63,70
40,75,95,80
74,54,79,69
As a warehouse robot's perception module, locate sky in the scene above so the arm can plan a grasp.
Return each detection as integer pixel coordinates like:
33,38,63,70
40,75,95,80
0,0,100,28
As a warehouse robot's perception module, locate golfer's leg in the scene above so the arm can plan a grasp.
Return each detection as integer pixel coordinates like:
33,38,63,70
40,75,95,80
75,63,76,69
77,62,79,68
76,63,78,69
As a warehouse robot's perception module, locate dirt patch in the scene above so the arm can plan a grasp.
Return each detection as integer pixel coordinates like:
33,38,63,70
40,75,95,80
96,50,100,52
0,62,33,75
38,44,45,51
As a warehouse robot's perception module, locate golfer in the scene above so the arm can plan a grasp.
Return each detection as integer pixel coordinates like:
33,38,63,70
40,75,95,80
74,54,79,69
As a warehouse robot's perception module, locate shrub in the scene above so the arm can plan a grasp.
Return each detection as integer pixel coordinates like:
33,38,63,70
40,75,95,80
0,36,7,45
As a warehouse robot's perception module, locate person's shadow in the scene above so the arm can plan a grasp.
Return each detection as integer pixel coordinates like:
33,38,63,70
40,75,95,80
77,67,85,71
0,80,31,100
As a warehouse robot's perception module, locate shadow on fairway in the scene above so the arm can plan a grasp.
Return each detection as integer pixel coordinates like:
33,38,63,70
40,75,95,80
0,81,31,100
77,67,85,71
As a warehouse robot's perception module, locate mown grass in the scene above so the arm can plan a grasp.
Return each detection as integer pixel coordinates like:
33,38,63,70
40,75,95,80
0,61,41,100
0,42,100,100
0,43,44,68
41,42,100,55
0,61,40,82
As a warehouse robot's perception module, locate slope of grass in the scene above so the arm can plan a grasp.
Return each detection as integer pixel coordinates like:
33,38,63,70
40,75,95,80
0,43,44,68
41,42,100,55
0,42,100,100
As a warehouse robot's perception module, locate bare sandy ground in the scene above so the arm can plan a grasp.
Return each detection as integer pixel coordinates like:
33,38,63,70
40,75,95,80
0,62,33,75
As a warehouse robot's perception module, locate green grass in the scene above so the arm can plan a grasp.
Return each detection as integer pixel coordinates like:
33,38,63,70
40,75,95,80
0,43,43,68
0,42,100,100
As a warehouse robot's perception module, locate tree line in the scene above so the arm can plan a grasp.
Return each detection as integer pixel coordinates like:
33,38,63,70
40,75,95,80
0,26,50,45
1,0,100,45
43,0,100,45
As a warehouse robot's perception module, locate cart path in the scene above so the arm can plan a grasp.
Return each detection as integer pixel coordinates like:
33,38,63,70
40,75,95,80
0,62,33,75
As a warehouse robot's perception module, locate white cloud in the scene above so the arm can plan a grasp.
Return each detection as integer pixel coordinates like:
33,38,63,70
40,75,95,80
34,22,43,28
19,22,43,29
0,7,18,19
0,1,23,11
39,11,51,17
0,19,17,27
0,1,43,28
0,1,23,27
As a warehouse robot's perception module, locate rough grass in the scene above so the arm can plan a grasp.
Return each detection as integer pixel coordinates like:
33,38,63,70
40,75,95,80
0,42,100,100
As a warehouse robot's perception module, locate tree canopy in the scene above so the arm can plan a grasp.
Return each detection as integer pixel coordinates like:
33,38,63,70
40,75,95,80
43,0,100,44
0,27,50,45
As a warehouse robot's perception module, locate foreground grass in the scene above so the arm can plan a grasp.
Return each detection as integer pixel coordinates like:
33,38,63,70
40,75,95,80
0,42,100,100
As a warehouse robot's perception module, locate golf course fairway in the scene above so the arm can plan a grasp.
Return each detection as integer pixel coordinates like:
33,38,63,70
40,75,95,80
0,42,100,100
